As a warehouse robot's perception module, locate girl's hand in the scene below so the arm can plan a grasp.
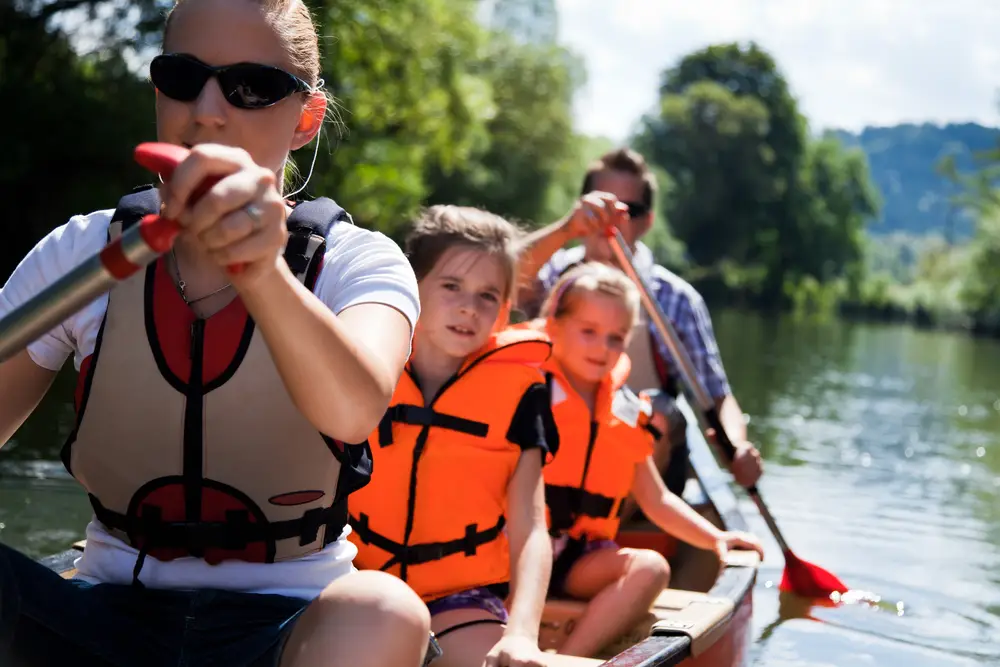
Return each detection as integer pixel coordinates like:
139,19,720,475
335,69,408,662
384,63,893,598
715,530,765,562
483,634,546,667
159,143,289,287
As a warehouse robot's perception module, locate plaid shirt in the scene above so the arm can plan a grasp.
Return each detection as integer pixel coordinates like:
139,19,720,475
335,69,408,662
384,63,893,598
536,242,732,400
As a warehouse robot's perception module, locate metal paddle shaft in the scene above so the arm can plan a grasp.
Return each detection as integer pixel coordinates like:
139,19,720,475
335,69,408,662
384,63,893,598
0,143,240,365
0,215,179,364
606,228,792,554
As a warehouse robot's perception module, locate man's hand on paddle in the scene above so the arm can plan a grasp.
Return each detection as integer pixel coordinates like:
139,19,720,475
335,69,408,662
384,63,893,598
730,441,764,488
704,428,764,488
560,191,630,240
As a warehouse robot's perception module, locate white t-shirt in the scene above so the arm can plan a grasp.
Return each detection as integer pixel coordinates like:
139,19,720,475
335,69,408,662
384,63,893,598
0,206,421,600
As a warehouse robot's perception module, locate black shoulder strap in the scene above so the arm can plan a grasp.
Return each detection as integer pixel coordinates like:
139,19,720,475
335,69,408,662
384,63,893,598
108,189,351,291
285,197,352,289
112,185,161,231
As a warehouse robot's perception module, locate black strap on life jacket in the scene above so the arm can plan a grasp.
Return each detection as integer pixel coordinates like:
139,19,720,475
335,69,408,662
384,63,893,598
643,420,664,442
544,484,623,534
377,404,490,447
349,513,506,576
89,494,347,560
110,185,350,290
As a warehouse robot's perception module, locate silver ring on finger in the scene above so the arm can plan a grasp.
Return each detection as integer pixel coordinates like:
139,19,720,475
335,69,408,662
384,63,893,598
244,203,264,232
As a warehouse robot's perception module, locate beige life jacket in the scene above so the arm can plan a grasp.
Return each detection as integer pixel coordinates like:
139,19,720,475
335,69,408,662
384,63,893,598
62,186,365,582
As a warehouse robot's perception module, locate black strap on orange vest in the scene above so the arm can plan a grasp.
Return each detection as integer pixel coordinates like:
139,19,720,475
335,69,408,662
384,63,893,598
544,484,623,534
377,404,489,446
349,513,506,576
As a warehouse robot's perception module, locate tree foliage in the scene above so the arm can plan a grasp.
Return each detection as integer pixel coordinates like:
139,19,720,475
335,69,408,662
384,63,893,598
634,41,880,308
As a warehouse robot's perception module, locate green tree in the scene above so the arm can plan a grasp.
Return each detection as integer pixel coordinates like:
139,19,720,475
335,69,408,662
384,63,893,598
635,42,879,307
961,203,1000,323
424,34,582,228
791,136,880,288
306,0,493,237
0,3,154,278
635,79,775,267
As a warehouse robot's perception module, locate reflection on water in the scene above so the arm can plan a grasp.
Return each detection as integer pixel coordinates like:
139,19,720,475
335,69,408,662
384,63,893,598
710,311,1000,666
2,310,1000,665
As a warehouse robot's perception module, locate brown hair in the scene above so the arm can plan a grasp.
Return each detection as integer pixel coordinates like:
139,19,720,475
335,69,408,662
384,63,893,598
164,0,321,87
541,262,640,328
580,148,657,211
406,205,522,300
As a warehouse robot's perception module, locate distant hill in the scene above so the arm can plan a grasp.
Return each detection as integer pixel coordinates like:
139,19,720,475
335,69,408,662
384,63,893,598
827,123,1000,239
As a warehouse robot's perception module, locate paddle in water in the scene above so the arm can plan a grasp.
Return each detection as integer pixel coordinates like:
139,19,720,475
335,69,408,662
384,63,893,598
604,226,849,599
0,142,238,364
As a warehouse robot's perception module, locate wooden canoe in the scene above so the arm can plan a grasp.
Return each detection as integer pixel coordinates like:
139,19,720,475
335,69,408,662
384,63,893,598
38,398,759,667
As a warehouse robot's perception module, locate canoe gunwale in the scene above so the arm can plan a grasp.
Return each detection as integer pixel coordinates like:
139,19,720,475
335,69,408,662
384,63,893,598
597,557,756,666
38,549,79,577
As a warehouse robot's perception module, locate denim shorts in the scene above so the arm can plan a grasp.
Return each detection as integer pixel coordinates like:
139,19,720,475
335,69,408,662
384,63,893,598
0,541,310,667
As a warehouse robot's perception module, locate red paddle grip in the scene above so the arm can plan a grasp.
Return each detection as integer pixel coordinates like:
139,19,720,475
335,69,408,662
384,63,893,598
133,143,244,273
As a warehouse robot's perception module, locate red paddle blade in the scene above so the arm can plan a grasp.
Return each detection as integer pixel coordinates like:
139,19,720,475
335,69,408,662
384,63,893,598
779,549,849,598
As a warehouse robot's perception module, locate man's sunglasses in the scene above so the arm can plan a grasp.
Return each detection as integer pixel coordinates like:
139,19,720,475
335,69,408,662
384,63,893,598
582,191,650,219
150,53,316,110
622,201,651,218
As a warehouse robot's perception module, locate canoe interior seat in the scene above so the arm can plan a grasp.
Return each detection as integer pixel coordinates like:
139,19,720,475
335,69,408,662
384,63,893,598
539,587,735,659
539,547,758,660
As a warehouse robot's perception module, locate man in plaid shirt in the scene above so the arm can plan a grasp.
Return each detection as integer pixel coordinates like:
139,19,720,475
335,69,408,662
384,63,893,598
516,148,763,494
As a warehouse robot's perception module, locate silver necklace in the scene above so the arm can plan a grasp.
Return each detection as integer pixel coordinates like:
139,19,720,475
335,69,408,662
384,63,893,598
171,249,233,306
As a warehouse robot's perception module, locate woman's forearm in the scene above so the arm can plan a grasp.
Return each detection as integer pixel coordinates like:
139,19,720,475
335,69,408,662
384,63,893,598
240,263,409,443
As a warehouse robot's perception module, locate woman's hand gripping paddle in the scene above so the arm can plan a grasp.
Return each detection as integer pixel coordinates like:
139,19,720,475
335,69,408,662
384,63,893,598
0,143,237,363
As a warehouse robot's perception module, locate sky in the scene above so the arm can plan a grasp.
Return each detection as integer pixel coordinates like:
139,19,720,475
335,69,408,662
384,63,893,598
555,0,1000,142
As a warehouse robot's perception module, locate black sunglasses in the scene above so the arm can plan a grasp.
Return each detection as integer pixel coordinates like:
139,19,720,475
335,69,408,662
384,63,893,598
150,53,315,110
622,201,651,218
581,189,650,219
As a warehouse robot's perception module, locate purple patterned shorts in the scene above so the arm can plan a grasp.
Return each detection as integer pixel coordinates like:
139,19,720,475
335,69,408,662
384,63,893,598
549,535,620,597
425,585,509,623
551,535,619,560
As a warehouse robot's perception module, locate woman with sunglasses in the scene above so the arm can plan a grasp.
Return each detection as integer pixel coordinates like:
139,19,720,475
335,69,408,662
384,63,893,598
0,0,433,666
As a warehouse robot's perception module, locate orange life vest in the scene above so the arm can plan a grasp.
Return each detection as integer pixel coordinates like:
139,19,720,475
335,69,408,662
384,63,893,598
64,186,364,578
542,354,657,541
347,328,551,602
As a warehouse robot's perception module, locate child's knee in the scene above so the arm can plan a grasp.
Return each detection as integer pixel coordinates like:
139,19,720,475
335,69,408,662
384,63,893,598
624,548,671,589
